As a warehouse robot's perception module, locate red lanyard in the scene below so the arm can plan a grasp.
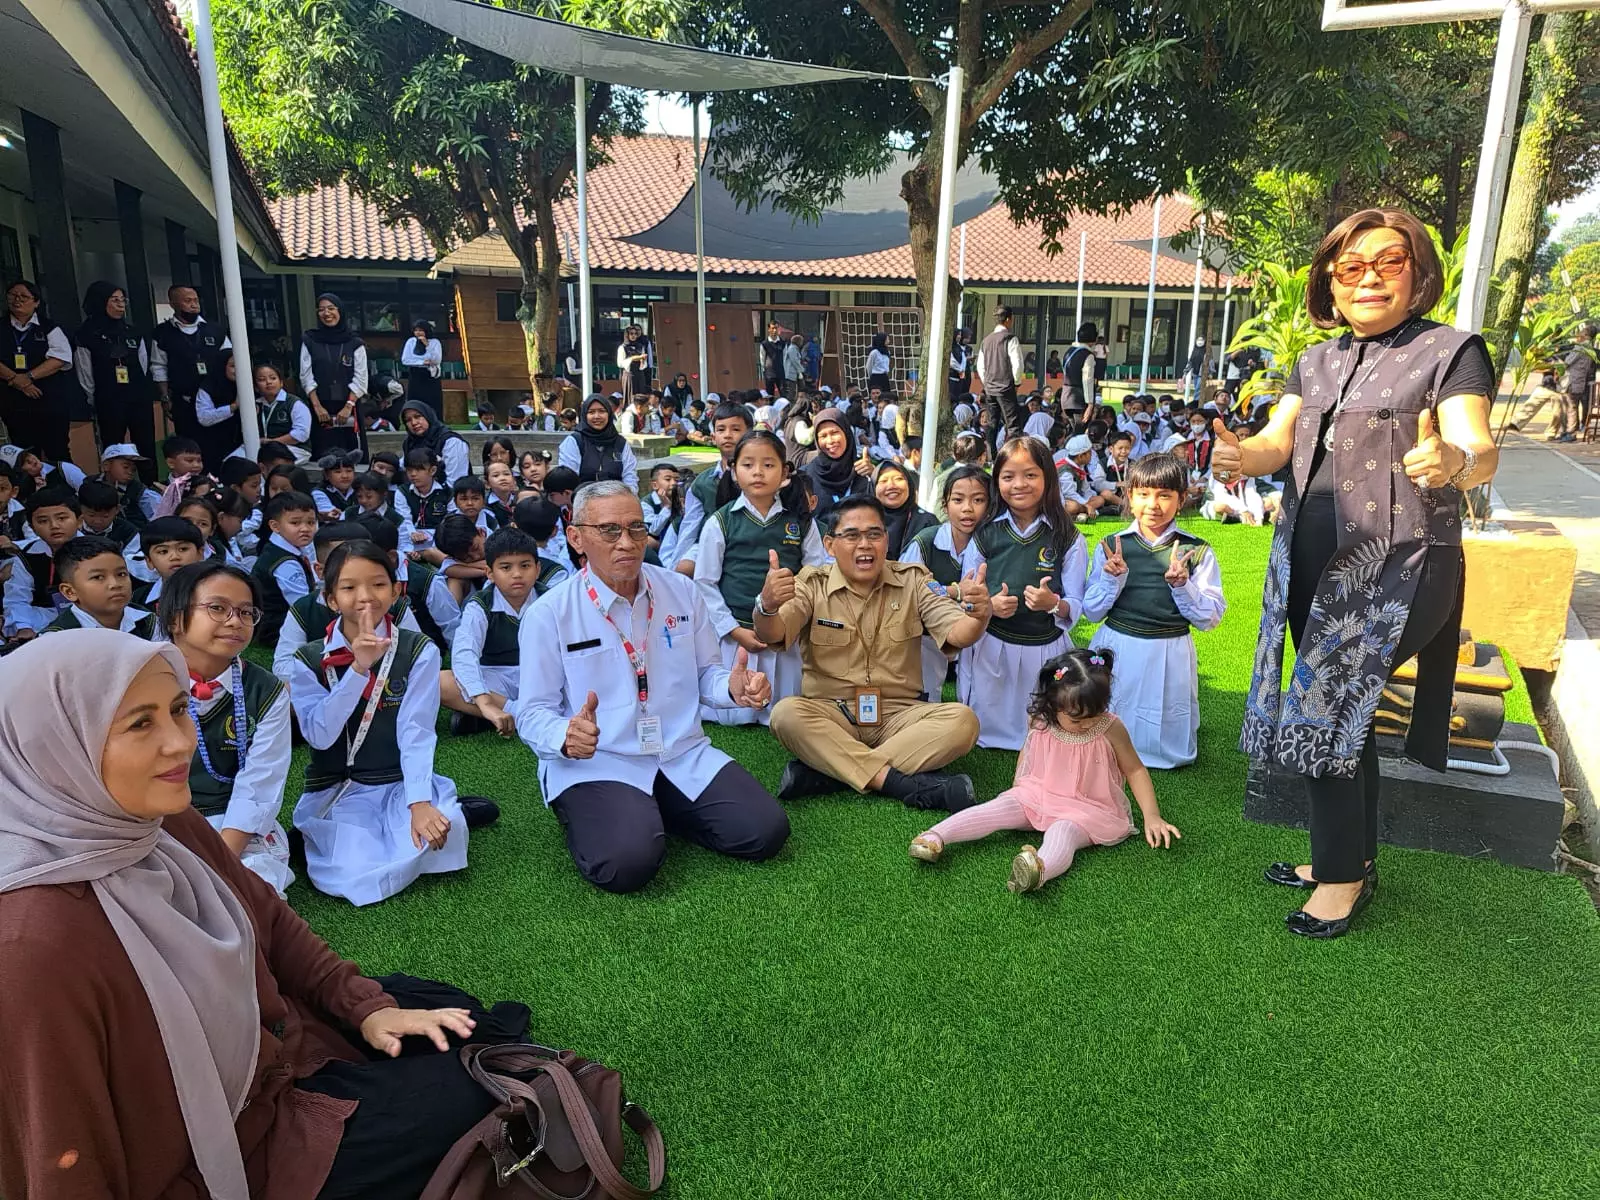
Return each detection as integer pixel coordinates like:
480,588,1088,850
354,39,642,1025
583,569,652,705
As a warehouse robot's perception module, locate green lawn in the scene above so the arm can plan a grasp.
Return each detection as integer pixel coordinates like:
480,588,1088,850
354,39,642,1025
278,523,1600,1199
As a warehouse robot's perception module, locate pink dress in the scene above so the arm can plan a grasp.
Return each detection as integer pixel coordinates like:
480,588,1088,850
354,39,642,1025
1002,715,1135,845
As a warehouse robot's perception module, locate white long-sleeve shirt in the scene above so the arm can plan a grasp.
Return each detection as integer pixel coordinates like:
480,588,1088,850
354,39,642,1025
1081,523,1226,630
693,495,826,638
190,672,291,836
516,564,740,803
2,541,71,635
285,623,441,804
298,343,369,405
74,341,149,407
401,336,442,377
665,461,724,569
974,325,1026,393
556,434,640,490
865,347,892,379
263,532,316,610
450,585,536,700
272,594,422,681
958,511,1087,632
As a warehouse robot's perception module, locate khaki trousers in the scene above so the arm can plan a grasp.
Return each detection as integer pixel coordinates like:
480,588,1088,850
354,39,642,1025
769,696,980,793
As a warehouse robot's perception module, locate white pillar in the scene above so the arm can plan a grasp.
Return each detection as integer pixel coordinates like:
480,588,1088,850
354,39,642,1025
1456,2,1533,334
1139,195,1162,393
956,224,967,332
918,66,964,510
1186,214,1205,353
191,0,257,456
1074,229,1086,335
693,99,709,397
575,76,594,399
1216,284,1234,383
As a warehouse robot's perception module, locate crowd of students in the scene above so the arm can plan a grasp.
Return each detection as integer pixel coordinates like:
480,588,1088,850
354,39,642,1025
0,364,1276,906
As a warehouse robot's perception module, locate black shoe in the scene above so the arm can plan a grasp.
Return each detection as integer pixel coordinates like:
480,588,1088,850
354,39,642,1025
898,772,977,812
450,712,490,736
1265,860,1377,889
777,759,842,801
459,796,501,829
1285,874,1376,939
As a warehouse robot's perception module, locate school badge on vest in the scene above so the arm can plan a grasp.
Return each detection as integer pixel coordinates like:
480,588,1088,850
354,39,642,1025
1036,544,1058,573
783,519,802,545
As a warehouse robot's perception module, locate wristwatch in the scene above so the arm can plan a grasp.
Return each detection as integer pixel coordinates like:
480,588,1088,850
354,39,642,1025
1447,445,1478,490
755,595,778,618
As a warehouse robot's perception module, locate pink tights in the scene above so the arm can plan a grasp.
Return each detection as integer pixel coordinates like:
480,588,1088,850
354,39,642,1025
925,794,1094,883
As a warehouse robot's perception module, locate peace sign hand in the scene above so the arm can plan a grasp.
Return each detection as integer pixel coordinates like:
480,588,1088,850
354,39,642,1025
1103,535,1128,578
349,609,391,673
1024,574,1061,614
1165,546,1197,588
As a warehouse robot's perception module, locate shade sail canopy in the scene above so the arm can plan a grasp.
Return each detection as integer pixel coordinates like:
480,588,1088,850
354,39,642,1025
380,0,905,91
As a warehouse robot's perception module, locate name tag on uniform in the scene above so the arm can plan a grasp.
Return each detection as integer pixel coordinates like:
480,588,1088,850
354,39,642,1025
637,714,664,754
853,687,880,726
196,361,207,376
816,618,845,629
115,364,130,384
12,354,25,370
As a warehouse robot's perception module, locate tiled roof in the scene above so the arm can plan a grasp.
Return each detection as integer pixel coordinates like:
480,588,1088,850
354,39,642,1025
269,184,436,264
292,135,1227,287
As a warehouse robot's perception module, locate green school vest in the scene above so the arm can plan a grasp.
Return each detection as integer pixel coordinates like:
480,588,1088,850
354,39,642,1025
400,484,450,530
710,502,808,630
344,502,404,528
691,465,721,516
536,556,569,595
258,397,295,439
251,540,314,645
976,518,1080,646
468,588,521,666
1103,530,1208,640
42,608,158,639
295,628,429,791
288,593,411,643
909,524,962,587
188,663,283,818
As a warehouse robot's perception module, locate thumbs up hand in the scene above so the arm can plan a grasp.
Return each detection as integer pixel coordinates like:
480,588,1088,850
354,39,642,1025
990,581,1019,619
1024,574,1061,614
1210,418,1244,481
759,547,796,612
956,563,991,619
563,690,600,759
1402,408,1458,489
729,645,772,709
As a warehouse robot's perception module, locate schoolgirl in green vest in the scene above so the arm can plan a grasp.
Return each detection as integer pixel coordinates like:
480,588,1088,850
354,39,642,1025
483,460,519,530
1083,451,1226,770
900,465,991,702
344,470,414,542
959,436,1089,750
249,361,312,464
693,430,827,727
285,541,495,907
398,448,450,553
160,560,296,895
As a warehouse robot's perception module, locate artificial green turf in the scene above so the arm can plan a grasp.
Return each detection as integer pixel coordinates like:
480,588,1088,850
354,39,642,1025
278,523,1600,1199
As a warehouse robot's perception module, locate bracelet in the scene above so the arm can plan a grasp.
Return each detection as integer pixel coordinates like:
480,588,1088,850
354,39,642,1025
755,595,778,617
1447,445,1479,490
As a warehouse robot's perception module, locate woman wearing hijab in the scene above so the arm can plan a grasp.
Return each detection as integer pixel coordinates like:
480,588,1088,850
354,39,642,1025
299,292,368,459
556,394,640,488
1182,337,1210,404
801,407,872,526
873,460,938,558
75,280,158,482
0,631,537,1199
865,331,893,396
779,392,819,469
401,320,444,411
400,398,471,485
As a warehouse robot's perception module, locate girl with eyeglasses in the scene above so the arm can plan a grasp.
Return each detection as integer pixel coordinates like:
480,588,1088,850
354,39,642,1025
157,560,296,896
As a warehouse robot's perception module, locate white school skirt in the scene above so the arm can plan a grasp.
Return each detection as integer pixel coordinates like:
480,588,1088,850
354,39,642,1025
205,813,294,898
293,773,468,907
919,637,967,704
960,630,1074,751
701,635,803,727
477,665,520,702
1089,625,1198,769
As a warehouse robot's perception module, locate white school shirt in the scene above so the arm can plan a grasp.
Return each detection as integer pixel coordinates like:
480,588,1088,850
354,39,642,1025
148,316,230,382
865,347,892,378
439,437,471,486
1,539,73,635
190,669,292,836
693,495,827,638
516,564,739,803
427,559,481,643
445,501,495,534
298,343,369,405
273,595,423,681
50,603,153,633
974,324,1025,391
643,491,676,539
555,434,641,490
41,461,86,491
618,409,662,436
75,341,150,406
401,337,442,377
666,462,724,569
285,622,441,803
958,511,1088,632
266,532,317,607
1081,522,1226,630
9,314,73,365
451,585,535,701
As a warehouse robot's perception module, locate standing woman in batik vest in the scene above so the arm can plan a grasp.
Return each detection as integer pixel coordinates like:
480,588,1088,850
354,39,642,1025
1215,208,1499,939
299,292,368,461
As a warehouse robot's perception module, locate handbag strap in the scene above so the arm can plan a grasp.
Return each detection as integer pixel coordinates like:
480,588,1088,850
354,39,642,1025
529,1057,665,1200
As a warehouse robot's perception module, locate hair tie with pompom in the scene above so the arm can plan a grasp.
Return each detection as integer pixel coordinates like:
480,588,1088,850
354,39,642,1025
1053,666,1067,680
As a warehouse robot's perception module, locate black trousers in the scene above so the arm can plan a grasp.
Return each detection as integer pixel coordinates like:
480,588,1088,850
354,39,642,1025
299,973,531,1200
95,393,159,482
550,761,790,893
984,385,1025,445
0,396,69,462
1288,497,1462,882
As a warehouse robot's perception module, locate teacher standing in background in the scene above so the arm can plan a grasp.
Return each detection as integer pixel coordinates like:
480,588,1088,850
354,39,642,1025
300,292,368,460
1215,208,1499,940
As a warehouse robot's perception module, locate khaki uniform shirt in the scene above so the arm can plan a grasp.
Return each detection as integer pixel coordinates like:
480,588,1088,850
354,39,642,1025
768,562,968,702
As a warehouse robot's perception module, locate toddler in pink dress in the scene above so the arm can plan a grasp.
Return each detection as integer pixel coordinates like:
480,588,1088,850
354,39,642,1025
911,647,1181,892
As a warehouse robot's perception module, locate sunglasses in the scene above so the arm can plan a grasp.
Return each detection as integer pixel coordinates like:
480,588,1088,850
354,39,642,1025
1328,249,1411,287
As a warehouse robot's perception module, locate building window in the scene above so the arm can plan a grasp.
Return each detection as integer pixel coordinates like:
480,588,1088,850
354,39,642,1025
1128,300,1179,369
312,275,454,335
1052,297,1112,343
241,277,284,333
496,290,522,322
856,291,914,307
707,287,763,303
0,225,20,284
768,288,829,305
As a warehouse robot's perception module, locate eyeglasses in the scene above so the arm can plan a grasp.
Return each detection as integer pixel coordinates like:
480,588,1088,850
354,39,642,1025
1328,249,1411,286
193,601,262,626
830,527,887,544
572,521,651,544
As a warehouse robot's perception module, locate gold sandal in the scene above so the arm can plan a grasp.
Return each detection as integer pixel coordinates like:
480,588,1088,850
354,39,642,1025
1007,845,1044,894
909,833,943,863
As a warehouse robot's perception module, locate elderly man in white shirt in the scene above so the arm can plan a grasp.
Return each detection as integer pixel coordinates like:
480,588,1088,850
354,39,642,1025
517,480,790,892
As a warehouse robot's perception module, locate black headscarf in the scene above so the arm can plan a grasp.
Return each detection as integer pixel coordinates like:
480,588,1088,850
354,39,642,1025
577,395,623,453
803,408,858,495
874,461,935,558
307,293,353,345
400,399,450,458
79,280,126,337
871,332,888,354
1184,340,1207,374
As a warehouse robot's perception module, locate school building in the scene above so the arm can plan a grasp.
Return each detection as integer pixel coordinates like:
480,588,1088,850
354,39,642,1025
1,0,1244,428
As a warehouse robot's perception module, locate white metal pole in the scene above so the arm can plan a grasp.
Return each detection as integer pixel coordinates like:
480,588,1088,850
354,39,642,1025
1216,284,1234,383
191,0,257,457
1074,229,1086,334
956,224,967,333
575,76,594,398
1456,2,1533,333
918,65,964,511
693,99,709,397
1139,195,1162,393
1186,214,1205,353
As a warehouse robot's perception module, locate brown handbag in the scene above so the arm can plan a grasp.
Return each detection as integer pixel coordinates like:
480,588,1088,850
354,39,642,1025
421,1042,666,1200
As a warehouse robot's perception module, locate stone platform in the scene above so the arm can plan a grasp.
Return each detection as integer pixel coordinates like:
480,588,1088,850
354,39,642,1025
1243,721,1564,871
363,429,678,462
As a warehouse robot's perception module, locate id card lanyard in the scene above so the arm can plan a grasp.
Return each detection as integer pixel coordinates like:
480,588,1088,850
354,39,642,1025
850,585,891,725
188,661,249,783
317,622,400,814
583,569,665,753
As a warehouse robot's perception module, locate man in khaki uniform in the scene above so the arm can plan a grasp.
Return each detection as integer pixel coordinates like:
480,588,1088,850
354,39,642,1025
753,495,992,810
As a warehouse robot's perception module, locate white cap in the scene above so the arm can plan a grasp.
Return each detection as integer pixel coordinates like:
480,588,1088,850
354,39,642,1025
819,384,833,394
0,444,21,467
101,443,149,461
1065,434,1093,456
610,391,623,400
1132,411,1153,424
706,392,722,404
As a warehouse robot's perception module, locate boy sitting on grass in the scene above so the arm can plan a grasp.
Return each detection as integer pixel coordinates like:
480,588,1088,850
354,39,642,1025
133,516,206,607
41,535,157,637
440,526,549,737
2,487,82,643
250,490,318,646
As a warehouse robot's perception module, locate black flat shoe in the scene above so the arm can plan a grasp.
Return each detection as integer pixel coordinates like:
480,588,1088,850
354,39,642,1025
1285,874,1376,940
777,759,842,801
1265,861,1378,889
450,712,490,736
459,796,501,829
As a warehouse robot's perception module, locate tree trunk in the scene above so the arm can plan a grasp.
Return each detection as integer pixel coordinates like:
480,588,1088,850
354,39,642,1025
1487,13,1585,375
902,151,961,463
